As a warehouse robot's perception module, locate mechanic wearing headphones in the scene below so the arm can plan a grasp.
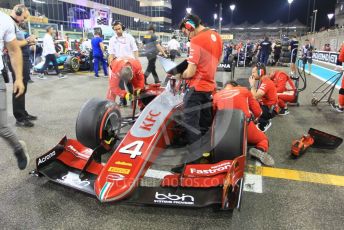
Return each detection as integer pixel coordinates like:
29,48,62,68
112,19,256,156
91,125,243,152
213,81,274,166
8,5,37,127
142,24,167,84
108,21,139,106
0,11,29,170
178,14,222,164
108,21,138,61
249,63,278,132
106,57,144,102
269,69,296,116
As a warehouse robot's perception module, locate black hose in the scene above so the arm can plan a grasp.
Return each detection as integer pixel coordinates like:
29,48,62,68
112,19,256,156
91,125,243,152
296,59,307,92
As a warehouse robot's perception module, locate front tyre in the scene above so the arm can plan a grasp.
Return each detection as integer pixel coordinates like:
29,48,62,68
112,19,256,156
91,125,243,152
76,98,121,149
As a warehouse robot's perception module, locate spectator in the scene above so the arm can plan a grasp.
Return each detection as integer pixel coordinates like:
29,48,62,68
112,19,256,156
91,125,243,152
302,39,314,76
167,35,180,62
38,26,65,79
259,36,272,65
91,31,108,78
323,43,331,51
223,43,233,63
273,40,282,66
289,35,299,76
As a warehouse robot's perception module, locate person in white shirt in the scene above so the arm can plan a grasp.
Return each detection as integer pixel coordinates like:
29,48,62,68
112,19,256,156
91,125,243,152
167,35,180,61
108,21,139,63
0,11,29,170
108,21,139,106
38,26,65,79
81,38,92,52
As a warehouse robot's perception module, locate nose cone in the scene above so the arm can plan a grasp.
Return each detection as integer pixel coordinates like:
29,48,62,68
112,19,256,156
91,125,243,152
95,172,133,202
98,182,114,202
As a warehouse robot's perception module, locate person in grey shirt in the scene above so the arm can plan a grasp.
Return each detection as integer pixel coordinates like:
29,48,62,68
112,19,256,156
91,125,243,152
142,25,167,84
0,9,29,170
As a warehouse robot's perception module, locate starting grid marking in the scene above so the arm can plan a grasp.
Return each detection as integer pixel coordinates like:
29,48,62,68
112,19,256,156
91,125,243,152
145,162,344,194
248,165,344,187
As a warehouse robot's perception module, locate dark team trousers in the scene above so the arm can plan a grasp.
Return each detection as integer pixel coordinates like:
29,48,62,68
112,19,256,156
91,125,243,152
40,54,60,74
9,58,30,122
258,105,277,128
183,88,213,157
144,56,159,83
260,52,269,66
170,50,178,62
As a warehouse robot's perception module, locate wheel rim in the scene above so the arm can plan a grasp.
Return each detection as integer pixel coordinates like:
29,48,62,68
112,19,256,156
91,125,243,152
102,111,121,145
71,58,79,71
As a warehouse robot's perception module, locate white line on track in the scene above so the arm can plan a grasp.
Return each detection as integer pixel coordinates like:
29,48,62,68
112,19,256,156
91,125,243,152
144,161,263,194
244,161,262,193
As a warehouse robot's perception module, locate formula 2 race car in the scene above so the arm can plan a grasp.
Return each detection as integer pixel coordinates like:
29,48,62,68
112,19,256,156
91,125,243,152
33,53,82,74
32,59,246,212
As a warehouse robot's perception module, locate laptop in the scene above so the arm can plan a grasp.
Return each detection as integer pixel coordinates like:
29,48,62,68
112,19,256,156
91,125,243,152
158,56,188,75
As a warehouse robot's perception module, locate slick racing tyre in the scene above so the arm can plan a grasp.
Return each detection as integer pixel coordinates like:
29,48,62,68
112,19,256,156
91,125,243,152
212,109,246,162
76,98,121,149
65,56,80,72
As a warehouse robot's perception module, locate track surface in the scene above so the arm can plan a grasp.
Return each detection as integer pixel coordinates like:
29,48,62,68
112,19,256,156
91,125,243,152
0,58,343,230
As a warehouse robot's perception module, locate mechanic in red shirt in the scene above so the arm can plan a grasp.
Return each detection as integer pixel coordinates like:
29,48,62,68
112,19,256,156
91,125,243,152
270,69,296,115
249,63,279,132
106,57,145,102
331,42,344,112
213,81,274,166
178,14,222,163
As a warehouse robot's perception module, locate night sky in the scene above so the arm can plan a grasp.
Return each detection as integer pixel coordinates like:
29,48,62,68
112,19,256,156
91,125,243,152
171,0,337,30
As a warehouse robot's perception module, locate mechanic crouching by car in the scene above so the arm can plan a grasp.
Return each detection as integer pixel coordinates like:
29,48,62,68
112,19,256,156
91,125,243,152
213,81,274,166
106,57,145,104
249,63,279,132
270,69,296,115
172,14,222,172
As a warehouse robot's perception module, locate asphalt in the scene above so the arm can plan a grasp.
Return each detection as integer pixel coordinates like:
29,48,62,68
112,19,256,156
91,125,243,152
0,58,343,230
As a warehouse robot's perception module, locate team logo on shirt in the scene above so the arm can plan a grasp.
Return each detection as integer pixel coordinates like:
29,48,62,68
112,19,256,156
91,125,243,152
260,83,267,90
211,34,217,42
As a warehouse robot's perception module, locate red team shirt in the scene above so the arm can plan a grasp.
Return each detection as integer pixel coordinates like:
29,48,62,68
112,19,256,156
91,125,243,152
213,85,262,119
107,58,145,100
258,76,278,107
270,71,296,94
187,29,223,92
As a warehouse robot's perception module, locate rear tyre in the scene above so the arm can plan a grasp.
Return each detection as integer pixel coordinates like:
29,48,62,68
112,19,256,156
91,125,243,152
212,109,246,162
76,98,121,149
65,56,80,72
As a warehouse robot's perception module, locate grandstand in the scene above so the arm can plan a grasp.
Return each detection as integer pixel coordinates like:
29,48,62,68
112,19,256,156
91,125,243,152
221,19,308,43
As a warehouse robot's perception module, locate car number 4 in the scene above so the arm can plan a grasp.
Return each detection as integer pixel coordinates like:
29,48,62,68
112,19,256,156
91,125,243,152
119,141,144,159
